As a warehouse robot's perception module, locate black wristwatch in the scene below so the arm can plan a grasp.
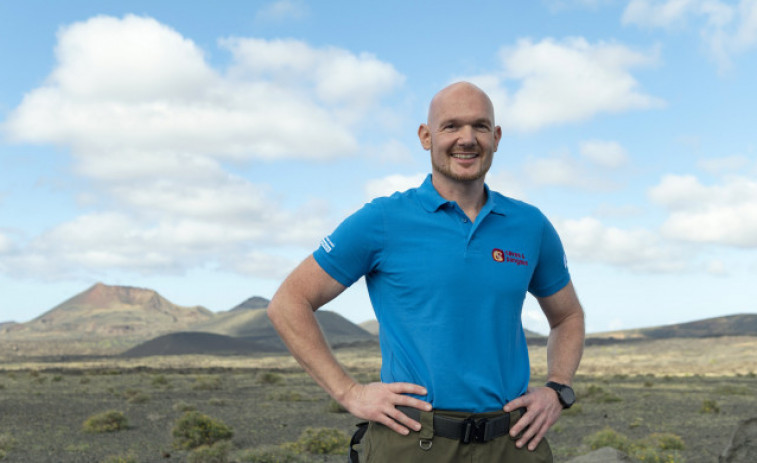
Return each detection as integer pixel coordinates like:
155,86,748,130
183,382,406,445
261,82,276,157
545,381,575,409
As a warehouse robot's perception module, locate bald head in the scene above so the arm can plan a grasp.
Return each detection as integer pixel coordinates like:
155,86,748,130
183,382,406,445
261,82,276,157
418,81,502,188
427,82,496,127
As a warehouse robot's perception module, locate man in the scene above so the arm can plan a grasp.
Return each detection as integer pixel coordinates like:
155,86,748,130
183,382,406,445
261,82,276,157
267,82,585,462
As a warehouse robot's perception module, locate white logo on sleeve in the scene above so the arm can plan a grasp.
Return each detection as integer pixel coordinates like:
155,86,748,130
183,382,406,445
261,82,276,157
320,236,335,253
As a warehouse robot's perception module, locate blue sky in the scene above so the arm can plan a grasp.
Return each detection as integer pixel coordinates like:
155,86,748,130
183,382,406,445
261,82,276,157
1,0,756,334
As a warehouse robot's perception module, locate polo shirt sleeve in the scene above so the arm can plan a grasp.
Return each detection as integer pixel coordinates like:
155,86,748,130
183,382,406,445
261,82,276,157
312,200,383,287
528,214,571,298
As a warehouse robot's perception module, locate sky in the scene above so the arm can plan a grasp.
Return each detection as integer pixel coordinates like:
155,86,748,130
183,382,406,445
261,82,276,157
1,0,757,335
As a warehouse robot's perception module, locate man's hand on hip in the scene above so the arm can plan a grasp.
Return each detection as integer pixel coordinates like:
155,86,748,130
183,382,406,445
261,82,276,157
341,382,432,435
503,386,563,451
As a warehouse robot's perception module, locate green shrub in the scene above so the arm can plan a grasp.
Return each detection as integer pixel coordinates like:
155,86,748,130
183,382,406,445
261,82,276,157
585,427,685,463
584,427,631,452
0,433,17,452
188,441,232,463
152,374,171,388
258,372,284,385
646,433,685,451
82,410,129,433
238,445,305,463
101,453,138,463
630,446,684,463
629,417,644,429
172,411,233,450
193,376,222,391
700,399,720,414
123,389,150,404
581,384,622,403
294,427,349,455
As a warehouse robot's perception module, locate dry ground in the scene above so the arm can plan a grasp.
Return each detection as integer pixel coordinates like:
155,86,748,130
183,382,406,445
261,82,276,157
1,337,756,462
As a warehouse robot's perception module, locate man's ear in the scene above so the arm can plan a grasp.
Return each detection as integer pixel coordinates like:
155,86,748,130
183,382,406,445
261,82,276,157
418,124,432,150
493,125,502,152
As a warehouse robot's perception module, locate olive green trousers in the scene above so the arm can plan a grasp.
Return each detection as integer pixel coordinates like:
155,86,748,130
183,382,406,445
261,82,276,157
352,408,553,462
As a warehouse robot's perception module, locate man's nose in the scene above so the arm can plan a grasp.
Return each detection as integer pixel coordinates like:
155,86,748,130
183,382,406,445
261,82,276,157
457,125,476,147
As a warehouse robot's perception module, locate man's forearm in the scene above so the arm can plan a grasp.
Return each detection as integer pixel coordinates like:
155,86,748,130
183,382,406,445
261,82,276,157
546,309,585,385
267,294,356,403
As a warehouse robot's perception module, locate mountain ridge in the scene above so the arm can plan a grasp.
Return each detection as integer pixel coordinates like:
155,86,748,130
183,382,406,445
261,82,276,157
2,283,755,358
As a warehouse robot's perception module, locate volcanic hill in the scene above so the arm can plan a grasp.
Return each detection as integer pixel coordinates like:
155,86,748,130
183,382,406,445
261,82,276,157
122,298,378,357
586,313,757,344
2,282,212,339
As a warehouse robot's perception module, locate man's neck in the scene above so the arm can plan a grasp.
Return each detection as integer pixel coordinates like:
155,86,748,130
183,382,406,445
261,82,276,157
431,174,487,223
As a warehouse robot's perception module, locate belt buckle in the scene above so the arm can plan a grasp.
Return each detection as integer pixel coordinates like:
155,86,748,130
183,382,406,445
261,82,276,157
461,417,489,444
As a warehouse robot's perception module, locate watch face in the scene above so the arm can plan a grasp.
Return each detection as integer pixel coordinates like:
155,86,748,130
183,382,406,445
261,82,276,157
560,386,575,406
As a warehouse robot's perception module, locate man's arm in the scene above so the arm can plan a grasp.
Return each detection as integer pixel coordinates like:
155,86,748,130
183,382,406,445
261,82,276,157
267,255,431,435
504,280,585,451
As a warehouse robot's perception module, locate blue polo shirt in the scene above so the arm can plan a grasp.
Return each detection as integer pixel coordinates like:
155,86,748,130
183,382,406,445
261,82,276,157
314,174,570,412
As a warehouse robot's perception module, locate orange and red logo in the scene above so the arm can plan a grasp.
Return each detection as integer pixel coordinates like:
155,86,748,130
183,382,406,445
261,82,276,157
492,248,529,266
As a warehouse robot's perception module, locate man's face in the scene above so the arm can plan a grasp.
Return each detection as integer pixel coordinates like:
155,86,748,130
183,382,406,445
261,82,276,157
419,84,502,185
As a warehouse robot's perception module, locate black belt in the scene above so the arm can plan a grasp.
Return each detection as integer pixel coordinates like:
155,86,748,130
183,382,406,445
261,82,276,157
396,406,524,444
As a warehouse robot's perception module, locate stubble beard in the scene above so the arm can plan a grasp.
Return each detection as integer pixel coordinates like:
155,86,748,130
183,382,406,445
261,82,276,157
430,146,492,184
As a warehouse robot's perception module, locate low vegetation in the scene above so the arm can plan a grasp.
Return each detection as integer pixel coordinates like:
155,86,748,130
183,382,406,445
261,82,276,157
290,427,350,455
0,432,17,460
172,411,234,450
1,341,756,462
585,427,685,462
82,410,129,433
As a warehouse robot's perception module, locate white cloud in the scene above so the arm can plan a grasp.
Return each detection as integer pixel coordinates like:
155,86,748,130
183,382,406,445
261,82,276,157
649,174,757,247
0,15,407,281
4,202,328,280
524,155,588,188
222,250,297,280
522,305,549,335
697,154,752,174
468,37,664,131
622,0,757,71
222,37,404,115
556,217,687,272
622,0,701,28
522,145,624,191
4,15,404,161
579,140,630,168
706,259,727,275
365,174,427,199
486,169,529,200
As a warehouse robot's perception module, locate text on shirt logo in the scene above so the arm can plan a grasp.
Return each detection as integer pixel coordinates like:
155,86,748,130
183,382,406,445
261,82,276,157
320,236,335,253
492,248,529,266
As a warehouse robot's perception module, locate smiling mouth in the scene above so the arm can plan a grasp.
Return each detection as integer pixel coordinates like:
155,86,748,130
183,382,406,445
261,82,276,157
451,153,478,159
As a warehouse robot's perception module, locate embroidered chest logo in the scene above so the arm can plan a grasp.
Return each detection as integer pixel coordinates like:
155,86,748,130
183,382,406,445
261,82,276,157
492,248,529,266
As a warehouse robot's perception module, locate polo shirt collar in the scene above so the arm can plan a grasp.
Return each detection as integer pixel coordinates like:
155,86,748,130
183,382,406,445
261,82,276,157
416,174,507,216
